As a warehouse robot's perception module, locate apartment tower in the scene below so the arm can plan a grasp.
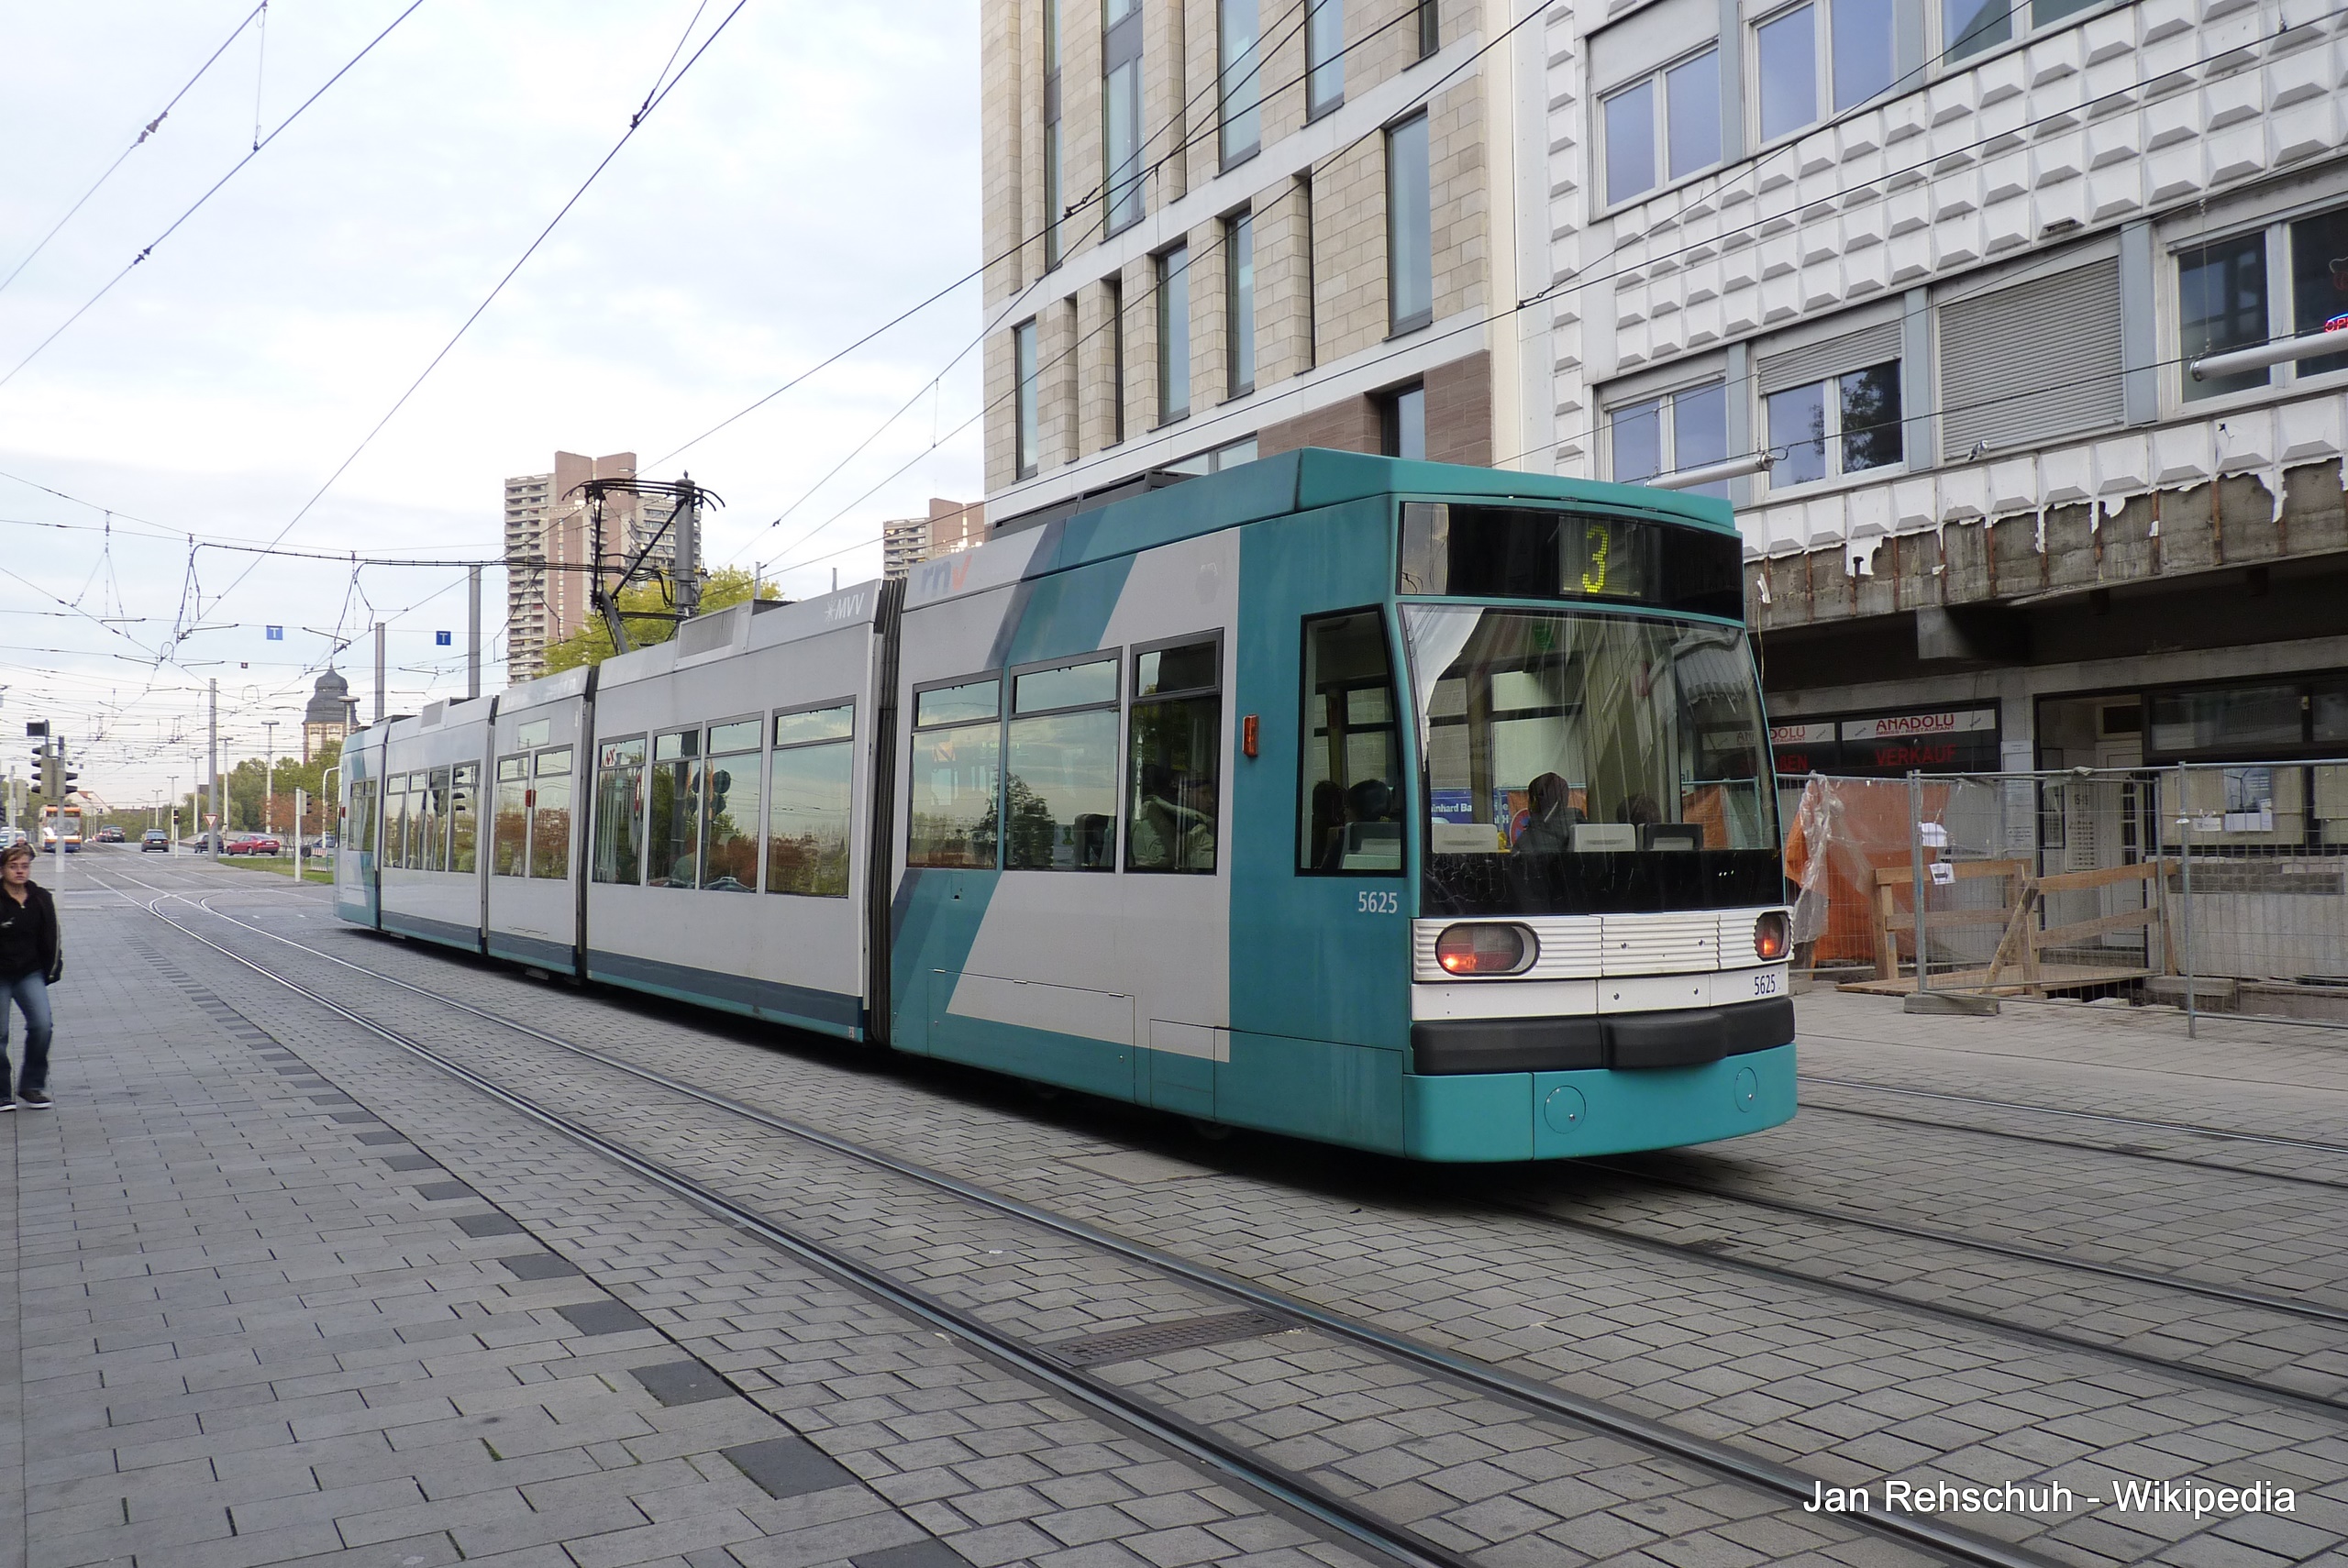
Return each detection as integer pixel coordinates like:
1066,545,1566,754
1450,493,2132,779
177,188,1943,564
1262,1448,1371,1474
503,451,680,681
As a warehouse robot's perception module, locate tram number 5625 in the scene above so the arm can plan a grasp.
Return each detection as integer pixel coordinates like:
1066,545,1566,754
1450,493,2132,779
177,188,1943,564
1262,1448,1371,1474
1357,890,1400,914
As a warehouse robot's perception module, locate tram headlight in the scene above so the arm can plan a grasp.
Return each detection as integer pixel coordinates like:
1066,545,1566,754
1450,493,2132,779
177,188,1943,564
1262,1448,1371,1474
1434,923,1537,977
1754,911,1789,961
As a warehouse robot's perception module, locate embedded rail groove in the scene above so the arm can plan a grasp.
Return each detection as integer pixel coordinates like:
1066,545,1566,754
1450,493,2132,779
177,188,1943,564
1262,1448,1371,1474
1484,1193,2348,1423
1793,1099,2348,1197
1800,1074,2348,1158
106,869,2062,1568
1582,1160,2348,1329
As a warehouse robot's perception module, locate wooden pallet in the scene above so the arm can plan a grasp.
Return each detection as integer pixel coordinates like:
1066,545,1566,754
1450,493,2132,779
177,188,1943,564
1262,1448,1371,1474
1855,856,2175,997
1837,963,2155,997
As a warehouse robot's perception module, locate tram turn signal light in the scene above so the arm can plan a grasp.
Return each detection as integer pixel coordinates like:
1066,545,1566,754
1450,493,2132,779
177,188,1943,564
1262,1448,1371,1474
1754,911,1789,961
1435,922,1537,976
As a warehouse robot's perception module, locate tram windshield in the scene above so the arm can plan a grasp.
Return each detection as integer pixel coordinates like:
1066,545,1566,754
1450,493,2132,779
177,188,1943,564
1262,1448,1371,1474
1402,604,1780,916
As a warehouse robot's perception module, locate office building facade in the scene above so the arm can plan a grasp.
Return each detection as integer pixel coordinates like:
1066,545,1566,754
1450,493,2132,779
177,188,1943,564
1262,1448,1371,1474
978,0,1551,523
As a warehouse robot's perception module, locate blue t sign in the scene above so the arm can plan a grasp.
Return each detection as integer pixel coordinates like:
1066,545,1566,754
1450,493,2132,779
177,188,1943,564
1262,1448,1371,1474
265,625,283,640
436,631,452,646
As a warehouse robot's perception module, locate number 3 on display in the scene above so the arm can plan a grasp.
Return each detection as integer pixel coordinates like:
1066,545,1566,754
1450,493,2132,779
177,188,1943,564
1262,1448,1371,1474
1357,890,1399,914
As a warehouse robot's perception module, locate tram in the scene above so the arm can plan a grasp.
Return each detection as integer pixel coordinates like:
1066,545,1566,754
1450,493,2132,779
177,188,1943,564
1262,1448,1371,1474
337,449,1794,1159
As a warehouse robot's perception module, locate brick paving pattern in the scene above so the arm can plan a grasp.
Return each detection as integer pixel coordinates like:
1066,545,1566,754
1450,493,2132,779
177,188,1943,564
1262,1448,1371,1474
37,858,2348,1567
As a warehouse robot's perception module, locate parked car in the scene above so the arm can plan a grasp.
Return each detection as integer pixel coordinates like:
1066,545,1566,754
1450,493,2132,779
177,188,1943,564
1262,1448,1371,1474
141,829,171,852
219,833,256,856
245,834,282,855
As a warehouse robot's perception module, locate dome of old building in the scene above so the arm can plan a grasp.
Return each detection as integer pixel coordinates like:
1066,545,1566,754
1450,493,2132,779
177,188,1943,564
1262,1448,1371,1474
305,668,352,725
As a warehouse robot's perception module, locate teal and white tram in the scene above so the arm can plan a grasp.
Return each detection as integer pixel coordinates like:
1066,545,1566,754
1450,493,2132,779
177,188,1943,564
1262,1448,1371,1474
338,449,1794,1160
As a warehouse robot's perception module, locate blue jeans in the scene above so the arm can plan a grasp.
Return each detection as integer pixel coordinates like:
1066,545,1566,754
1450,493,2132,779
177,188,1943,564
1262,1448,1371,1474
2,972,52,1096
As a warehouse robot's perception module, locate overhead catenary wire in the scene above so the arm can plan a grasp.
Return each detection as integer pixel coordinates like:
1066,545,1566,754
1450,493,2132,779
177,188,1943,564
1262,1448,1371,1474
0,2,268,300
0,0,430,392
191,0,753,635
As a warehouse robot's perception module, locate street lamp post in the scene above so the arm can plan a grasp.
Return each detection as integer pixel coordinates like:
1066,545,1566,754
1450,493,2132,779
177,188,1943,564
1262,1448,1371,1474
263,719,278,839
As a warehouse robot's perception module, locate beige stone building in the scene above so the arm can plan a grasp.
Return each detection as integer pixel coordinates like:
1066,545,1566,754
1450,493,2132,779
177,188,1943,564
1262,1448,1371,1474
979,0,1547,524
504,451,679,681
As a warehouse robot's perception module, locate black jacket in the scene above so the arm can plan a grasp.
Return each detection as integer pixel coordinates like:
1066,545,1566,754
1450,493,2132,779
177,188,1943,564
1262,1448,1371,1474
0,880,61,984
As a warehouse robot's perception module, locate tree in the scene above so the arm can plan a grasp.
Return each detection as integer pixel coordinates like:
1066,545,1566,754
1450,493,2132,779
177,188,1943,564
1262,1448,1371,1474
540,568,779,674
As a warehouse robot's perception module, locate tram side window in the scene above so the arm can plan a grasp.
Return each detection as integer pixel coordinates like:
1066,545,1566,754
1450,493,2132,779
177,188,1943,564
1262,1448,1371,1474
389,775,414,869
908,678,1002,868
702,719,762,891
530,747,573,879
1009,657,1119,871
648,729,701,887
449,763,480,874
1299,612,1404,873
593,737,647,885
493,756,528,876
1127,638,1220,873
349,778,377,863
424,767,451,873
770,703,855,897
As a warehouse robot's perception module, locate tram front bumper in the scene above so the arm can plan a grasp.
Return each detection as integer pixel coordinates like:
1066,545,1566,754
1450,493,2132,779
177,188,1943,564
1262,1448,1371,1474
1400,1041,1797,1161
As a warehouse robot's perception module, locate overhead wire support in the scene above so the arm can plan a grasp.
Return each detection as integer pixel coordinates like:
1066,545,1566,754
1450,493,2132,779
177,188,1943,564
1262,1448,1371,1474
0,0,428,392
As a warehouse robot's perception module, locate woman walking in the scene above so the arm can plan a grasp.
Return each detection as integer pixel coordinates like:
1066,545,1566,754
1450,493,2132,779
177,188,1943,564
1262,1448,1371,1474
0,840,61,1110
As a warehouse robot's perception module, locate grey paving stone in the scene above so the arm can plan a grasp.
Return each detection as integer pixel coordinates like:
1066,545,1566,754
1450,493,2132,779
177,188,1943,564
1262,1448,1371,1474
562,1298,657,1336
499,1253,581,1280
725,1435,862,1500
453,1211,530,1238
415,1181,475,1201
635,1360,738,1407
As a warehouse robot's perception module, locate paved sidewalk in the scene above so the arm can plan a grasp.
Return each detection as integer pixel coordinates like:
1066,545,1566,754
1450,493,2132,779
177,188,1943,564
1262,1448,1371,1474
3,898,978,1568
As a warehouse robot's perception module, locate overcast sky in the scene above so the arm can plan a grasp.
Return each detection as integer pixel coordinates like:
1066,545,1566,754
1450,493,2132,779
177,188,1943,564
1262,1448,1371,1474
0,0,984,808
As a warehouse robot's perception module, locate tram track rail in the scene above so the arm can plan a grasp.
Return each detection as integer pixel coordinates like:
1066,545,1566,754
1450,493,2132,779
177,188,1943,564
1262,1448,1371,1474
95,866,2066,1568
126,873,2348,1418
1799,1073,2348,1160
1791,1098,2348,1197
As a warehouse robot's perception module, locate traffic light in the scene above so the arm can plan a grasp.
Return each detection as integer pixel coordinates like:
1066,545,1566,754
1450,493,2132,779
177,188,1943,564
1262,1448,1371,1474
29,742,51,800
61,752,79,800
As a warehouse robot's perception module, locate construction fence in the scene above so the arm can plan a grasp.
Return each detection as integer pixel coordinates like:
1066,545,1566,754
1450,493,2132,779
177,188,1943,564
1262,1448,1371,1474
1780,762,2348,1030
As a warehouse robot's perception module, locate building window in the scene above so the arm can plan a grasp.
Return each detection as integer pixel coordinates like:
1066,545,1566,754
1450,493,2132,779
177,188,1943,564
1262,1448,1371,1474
1767,362,1902,486
1044,0,1064,268
1306,0,1344,117
1014,318,1040,478
1608,380,1729,493
2178,232,2270,402
1103,0,1145,234
2179,203,2348,403
1382,383,1426,460
1226,210,1255,397
1755,0,1893,145
1166,436,1257,476
1386,113,1431,335
769,702,855,897
1937,258,2123,459
1219,0,1261,166
2288,205,2348,379
1008,656,1120,871
1157,244,1191,422
1128,637,1221,873
1298,175,1318,370
1106,276,1126,446
1944,0,2104,65
1417,0,1438,58
1602,48,1722,206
